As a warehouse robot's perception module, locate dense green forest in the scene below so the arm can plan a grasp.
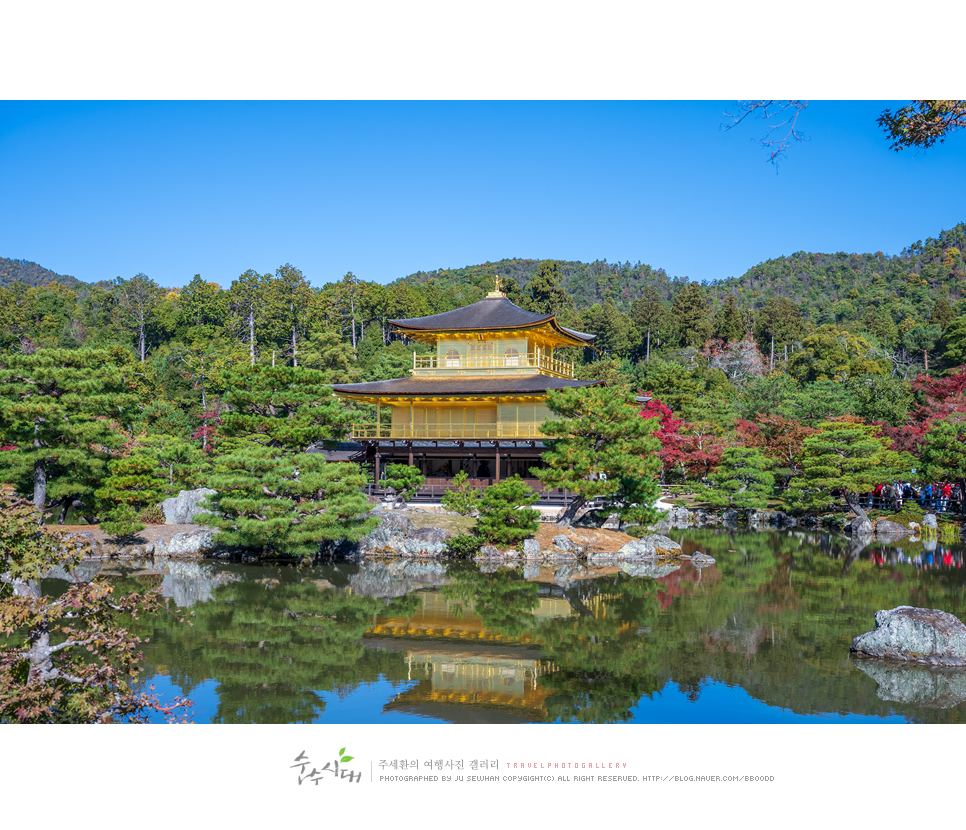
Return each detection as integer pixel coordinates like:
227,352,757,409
3,222,966,532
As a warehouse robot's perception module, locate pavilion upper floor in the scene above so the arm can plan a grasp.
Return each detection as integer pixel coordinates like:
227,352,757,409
412,332,574,378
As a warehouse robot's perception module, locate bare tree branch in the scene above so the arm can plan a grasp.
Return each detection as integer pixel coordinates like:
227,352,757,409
723,100,809,164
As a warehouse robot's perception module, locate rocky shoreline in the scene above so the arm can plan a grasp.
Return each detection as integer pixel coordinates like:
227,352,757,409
52,486,962,564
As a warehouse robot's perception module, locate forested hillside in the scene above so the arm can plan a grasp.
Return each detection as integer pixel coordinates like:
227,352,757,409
0,257,90,292
397,222,966,326
3,222,966,528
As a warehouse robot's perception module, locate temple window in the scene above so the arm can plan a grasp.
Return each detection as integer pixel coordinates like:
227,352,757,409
445,349,461,368
503,348,520,367
469,341,494,364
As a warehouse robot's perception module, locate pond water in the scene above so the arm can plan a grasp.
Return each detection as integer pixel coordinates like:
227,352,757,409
58,529,966,724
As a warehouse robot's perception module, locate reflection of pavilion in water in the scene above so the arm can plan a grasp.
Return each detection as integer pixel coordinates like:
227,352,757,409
363,591,573,723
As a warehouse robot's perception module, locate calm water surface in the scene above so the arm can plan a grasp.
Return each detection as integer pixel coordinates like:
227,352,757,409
70,529,966,724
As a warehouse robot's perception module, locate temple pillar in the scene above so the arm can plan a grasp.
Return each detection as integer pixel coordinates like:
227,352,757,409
374,453,380,483
495,451,501,483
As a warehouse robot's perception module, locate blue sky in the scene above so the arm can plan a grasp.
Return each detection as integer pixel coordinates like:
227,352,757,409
3,99,965,290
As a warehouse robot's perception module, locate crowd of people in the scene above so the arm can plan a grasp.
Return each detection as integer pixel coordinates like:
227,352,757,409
863,481,962,513
872,543,963,570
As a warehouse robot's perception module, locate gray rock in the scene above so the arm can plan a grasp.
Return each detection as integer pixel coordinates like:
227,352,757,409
357,513,419,556
522,538,541,558
638,534,682,553
60,530,103,558
722,509,740,528
349,559,449,598
851,606,966,666
412,526,451,545
546,549,579,561
553,535,583,554
160,565,242,607
850,517,873,536
851,659,966,708
553,565,577,586
688,552,716,566
161,488,218,525
477,545,501,559
585,551,622,564
875,519,912,538
502,548,519,559
154,530,219,557
746,509,764,526
691,509,720,527
616,538,655,559
620,562,680,579
668,506,690,527
398,538,447,557
325,513,454,558
553,533,580,553
600,513,621,531
923,513,938,529
43,560,104,583
770,511,800,528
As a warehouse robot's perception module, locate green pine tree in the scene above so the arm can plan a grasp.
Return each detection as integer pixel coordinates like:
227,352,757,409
138,433,208,494
533,385,661,525
440,470,482,515
713,294,746,342
921,417,966,514
0,348,138,518
219,363,351,450
383,464,425,503
669,282,713,348
200,447,376,558
526,260,574,316
476,475,540,546
94,451,167,537
695,447,775,509
786,419,913,515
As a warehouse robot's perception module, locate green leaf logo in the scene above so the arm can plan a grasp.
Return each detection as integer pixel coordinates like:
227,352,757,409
339,747,354,763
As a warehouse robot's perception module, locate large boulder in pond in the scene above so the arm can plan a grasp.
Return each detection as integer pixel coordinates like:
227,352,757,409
922,513,938,529
849,516,873,536
875,519,912,538
153,529,220,557
638,534,682,554
851,659,966,709
348,559,449,598
851,607,966,667
162,488,218,525
356,513,451,557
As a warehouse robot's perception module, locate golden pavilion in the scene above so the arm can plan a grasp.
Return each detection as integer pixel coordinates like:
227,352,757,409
331,285,600,497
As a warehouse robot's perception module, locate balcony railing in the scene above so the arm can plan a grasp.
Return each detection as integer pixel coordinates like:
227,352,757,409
351,423,546,440
413,352,574,378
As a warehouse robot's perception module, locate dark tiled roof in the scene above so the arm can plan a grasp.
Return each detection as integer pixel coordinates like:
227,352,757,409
390,296,595,342
332,375,602,397
305,442,367,461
